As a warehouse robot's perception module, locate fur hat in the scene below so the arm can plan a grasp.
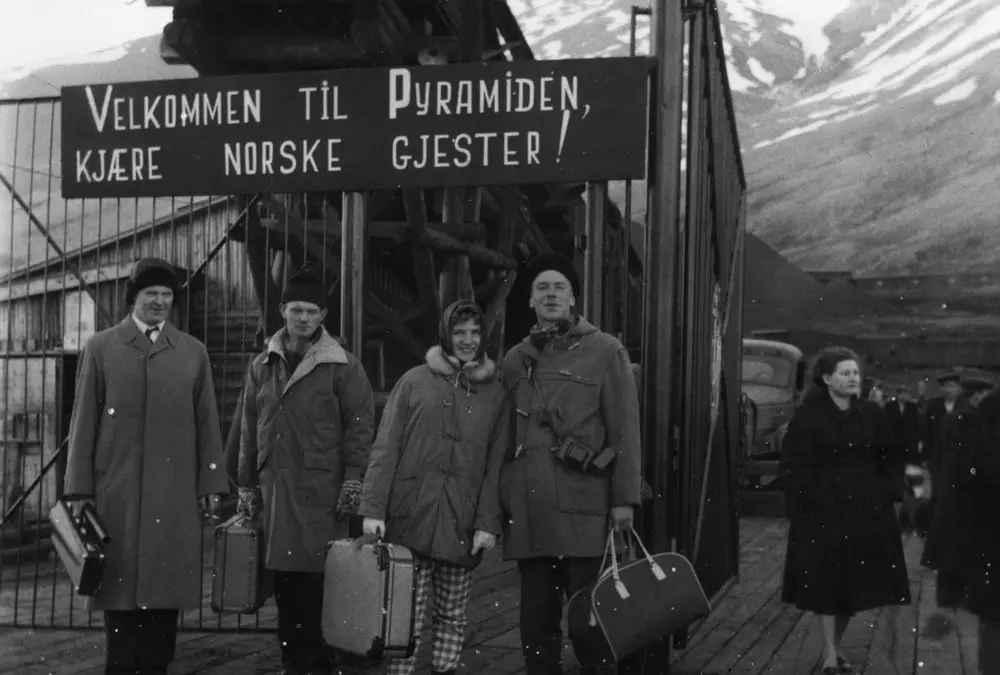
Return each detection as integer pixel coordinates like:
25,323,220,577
522,251,581,299
125,258,179,306
281,263,327,309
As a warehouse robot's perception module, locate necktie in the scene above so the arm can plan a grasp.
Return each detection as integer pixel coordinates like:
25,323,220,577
145,327,159,342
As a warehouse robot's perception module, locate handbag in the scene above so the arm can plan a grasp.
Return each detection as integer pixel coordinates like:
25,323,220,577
568,530,711,667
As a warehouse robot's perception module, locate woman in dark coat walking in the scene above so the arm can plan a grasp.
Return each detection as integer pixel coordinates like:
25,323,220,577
781,346,911,674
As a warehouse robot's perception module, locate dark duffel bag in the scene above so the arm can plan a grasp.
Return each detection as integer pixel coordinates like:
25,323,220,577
568,530,711,667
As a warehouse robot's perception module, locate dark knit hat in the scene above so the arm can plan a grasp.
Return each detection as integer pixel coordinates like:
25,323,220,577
125,258,179,305
281,264,327,309
522,252,581,299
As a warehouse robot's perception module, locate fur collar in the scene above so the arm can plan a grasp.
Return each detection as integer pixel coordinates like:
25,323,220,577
425,345,496,383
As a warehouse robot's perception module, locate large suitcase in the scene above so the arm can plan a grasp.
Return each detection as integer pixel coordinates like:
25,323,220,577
49,498,109,596
568,530,711,667
322,536,417,659
211,514,273,614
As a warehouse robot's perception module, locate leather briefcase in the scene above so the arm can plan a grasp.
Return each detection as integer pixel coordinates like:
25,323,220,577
568,530,711,667
49,498,110,596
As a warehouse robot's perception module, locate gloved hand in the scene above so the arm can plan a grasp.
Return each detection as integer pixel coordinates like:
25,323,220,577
470,530,497,555
362,518,385,537
70,497,96,520
611,505,635,532
237,488,261,520
200,494,222,524
336,479,363,520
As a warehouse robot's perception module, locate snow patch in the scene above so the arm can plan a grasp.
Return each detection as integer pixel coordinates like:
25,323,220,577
746,57,776,85
933,78,977,105
995,90,1000,104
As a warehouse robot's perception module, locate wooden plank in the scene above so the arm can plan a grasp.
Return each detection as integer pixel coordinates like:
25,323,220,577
862,578,921,675
915,570,965,675
765,606,825,674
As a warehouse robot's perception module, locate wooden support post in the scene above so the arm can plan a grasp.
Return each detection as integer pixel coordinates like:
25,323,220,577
583,182,607,328
244,206,284,342
340,192,368,356
402,189,442,340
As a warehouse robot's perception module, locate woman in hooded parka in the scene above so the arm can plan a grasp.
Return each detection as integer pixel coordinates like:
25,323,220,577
781,346,911,675
358,300,509,675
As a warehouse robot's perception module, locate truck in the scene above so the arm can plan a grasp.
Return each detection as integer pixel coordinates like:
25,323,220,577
740,338,806,488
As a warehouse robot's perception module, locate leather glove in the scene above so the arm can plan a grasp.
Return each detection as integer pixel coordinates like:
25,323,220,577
470,530,497,556
610,505,635,532
237,488,261,520
70,497,96,520
337,479,363,520
362,518,385,537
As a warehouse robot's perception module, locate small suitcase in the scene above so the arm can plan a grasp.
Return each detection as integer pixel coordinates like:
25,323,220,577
49,498,109,596
322,536,417,659
211,514,273,614
568,530,711,667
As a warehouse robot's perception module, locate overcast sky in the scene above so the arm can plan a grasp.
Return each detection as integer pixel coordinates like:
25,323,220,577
0,0,171,81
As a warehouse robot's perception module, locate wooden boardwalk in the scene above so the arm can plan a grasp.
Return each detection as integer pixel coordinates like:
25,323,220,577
0,518,981,674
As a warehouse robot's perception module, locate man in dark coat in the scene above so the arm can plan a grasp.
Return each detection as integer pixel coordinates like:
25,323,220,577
64,257,229,675
921,374,1000,673
885,385,922,499
238,265,375,675
924,372,962,470
498,252,642,675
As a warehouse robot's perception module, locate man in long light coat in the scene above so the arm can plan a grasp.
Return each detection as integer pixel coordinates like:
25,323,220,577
64,257,229,675
238,265,375,675
499,252,642,675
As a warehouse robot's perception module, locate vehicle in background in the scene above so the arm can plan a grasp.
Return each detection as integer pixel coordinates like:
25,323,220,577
740,338,805,488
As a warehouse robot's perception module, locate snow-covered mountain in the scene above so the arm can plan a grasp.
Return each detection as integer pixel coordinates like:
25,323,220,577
3,0,999,274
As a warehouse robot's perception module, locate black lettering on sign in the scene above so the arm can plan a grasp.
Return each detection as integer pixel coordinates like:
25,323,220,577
61,58,650,198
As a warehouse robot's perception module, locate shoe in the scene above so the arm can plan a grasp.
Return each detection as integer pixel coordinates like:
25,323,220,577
431,671,456,675
822,667,839,675
837,655,853,673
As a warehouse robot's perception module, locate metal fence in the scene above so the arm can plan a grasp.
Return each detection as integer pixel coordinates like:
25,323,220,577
0,95,418,631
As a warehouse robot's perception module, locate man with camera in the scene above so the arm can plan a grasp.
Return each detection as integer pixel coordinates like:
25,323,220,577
498,252,642,675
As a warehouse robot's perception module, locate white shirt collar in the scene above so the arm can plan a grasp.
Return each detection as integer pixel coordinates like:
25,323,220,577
132,314,166,341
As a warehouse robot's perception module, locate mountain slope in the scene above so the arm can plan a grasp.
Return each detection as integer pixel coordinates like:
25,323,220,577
2,0,998,277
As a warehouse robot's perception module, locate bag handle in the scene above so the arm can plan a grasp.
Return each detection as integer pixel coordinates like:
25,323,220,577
597,529,668,600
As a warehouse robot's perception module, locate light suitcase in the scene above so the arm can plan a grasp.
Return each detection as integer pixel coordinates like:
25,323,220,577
568,530,711,667
49,498,109,596
211,514,273,614
322,536,417,659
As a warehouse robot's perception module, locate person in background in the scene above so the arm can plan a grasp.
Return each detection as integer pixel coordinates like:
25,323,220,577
238,264,375,675
359,299,508,675
498,252,642,675
780,347,910,675
64,257,229,675
924,372,963,495
920,374,1000,674
885,385,923,501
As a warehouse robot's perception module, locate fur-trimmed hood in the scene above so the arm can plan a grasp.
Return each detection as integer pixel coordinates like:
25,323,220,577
425,345,496,384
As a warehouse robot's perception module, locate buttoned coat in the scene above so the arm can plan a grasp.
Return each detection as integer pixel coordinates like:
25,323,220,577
498,318,642,560
359,346,508,568
781,389,911,615
64,318,229,611
238,329,374,573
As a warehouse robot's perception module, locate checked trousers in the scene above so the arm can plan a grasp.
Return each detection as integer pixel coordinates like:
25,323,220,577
388,555,474,675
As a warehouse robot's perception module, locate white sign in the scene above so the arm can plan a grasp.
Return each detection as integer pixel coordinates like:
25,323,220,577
63,291,97,351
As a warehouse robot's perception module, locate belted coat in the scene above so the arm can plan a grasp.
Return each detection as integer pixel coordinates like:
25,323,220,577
781,389,911,615
64,318,229,611
359,346,509,568
238,329,375,573
498,318,642,560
